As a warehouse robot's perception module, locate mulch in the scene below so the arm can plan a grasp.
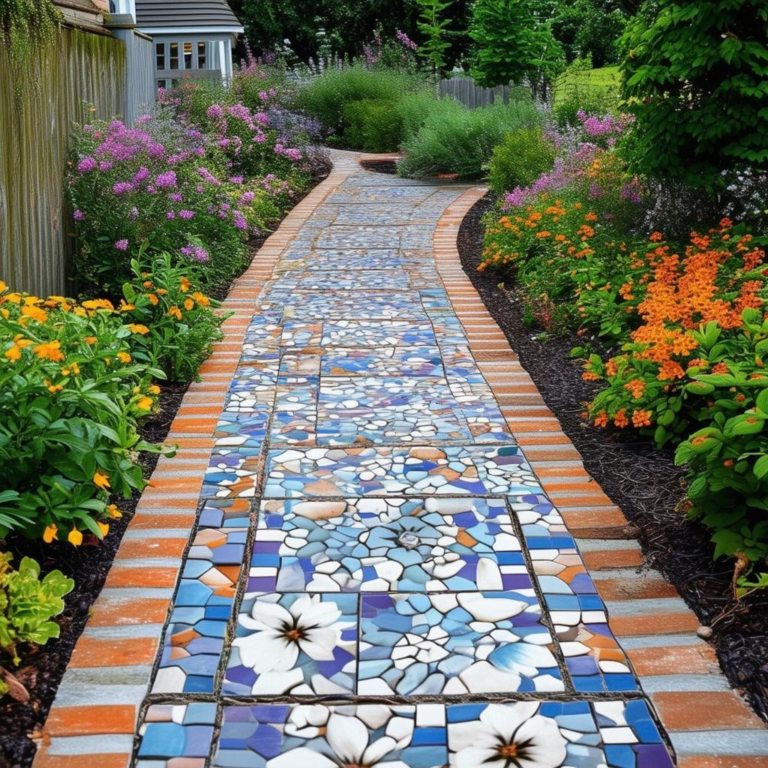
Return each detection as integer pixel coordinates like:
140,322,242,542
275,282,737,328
0,160,333,768
457,194,768,722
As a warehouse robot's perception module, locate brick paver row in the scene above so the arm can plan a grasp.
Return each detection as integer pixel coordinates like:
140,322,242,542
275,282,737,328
34,152,768,767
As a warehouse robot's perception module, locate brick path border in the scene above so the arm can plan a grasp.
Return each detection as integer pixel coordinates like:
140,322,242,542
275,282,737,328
434,186,768,767
32,154,768,767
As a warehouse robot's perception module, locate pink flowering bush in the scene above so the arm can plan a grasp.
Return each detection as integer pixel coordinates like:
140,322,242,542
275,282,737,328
67,114,255,295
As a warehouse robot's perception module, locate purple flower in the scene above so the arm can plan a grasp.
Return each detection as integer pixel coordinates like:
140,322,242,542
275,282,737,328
78,156,98,173
170,193,183,202
73,210,85,221
147,142,165,159
114,239,129,251
99,161,113,172
207,104,225,119
181,243,209,262
230,175,244,184
198,167,220,186
113,182,134,196
130,206,139,219
167,211,176,219
179,210,195,219
241,191,255,204
155,171,178,189
133,167,150,184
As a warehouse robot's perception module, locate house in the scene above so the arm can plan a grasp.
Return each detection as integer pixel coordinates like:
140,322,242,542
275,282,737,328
120,0,245,90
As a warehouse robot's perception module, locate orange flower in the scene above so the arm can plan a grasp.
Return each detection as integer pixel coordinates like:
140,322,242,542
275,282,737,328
43,524,58,543
649,231,663,242
84,336,98,345
33,340,65,362
147,293,159,306
582,371,601,381
136,396,153,410
68,528,83,547
632,410,652,428
184,298,195,311
535,231,551,239
614,409,629,428
128,324,150,335
625,379,646,399
4,345,21,362
594,411,609,428
116,351,131,363
107,504,123,519
97,522,110,538
192,292,210,307
180,276,192,292
167,306,182,321
93,472,111,490
21,304,48,323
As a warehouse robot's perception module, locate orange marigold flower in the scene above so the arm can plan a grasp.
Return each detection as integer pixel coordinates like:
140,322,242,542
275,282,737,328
582,371,601,381
184,298,195,311
4,345,21,362
632,410,652,428
585,212,599,222
136,396,153,411
116,351,131,363
128,324,150,335
192,292,210,307
21,304,48,323
84,336,98,345
107,504,123,519
147,293,159,306
594,411,609,428
712,363,729,374
614,409,629,428
93,472,111,490
536,231,551,239
167,306,183,321
649,231,663,242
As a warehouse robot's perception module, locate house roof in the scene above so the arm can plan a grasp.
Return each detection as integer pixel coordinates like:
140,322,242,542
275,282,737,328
135,0,242,32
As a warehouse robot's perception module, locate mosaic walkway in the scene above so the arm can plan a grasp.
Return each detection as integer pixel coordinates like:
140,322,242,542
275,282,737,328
38,154,768,767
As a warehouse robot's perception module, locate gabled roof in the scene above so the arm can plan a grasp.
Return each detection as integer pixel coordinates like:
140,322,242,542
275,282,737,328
135,0,243,31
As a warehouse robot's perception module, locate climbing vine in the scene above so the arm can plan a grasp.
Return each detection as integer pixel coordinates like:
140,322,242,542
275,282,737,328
0,0,63,90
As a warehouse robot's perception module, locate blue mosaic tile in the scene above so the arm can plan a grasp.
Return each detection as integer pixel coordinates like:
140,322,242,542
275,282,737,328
250,497,527,593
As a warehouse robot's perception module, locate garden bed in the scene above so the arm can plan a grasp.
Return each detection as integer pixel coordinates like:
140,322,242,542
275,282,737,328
459,194,768,722
0,161,331,767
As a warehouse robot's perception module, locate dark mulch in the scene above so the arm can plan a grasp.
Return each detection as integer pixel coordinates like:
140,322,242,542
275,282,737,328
360,159,398,175
458,194,768,721
0,160,333,768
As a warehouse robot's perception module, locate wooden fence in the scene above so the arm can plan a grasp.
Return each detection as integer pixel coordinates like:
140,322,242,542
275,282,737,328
0,27,126,296
439,77,525,109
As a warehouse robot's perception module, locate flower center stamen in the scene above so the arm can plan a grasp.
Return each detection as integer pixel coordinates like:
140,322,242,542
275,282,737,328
498,744,519,758
284,627,305,642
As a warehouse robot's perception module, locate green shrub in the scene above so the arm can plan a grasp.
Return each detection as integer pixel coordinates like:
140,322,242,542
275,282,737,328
294,66,429,140
0,554,73,698
552,65,621,127
488,127,557,195
398,100,541,180
622,0,768,188
342,99,406,152
0,283,166,542
121,255,226,384
397,91,442,142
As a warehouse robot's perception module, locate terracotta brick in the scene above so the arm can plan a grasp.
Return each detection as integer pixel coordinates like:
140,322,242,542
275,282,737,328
583,549,645,570
144,477,203,494
517,435,572,446
69,636,158,668
627,644,718,676
549,492,616,507
559,508,632,539
596,576,679,602
128,513,196,530
169,417,218,434
535,466,591,479
652,691,766,731
135,496,200,511
105,565,179,589
612,611,700,636
87,597,169,627
116,537,188,560
44,704,138,737
520,446,583,462
176,405,224,416
34,751,132,767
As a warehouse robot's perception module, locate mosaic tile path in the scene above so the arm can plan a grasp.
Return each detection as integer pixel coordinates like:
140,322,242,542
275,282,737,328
38,153,768,767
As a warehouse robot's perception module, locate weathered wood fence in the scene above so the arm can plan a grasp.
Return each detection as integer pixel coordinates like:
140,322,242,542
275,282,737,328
439,77,520,109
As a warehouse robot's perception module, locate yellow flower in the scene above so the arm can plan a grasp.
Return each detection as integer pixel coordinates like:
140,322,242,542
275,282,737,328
4,345,21,362
150,384,161,395
33,340,65,362
157,288,168,296
45,380,64,393
192,292,210,307
43,524,58,543
97,521,110,538
0,280,6,293
119,300,136,312
107,504,123,519
128,324,150,335
116,351,131,363
68,528,83,546
167,306,182,321
136,396,153,410
184,298,195,311
93,471,111,490
4,293,22,304
73,306,87,317
180,276,191,293
21,304,48,323
147,293,159,306
15,336,33,348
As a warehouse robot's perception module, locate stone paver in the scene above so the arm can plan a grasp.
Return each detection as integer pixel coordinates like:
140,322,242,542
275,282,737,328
35,153,768,767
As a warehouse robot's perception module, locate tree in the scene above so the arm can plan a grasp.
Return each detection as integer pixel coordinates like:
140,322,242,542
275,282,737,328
551,0,630,67
622,0,768,188
416,0,455,75
469,0,564,89
230,0,474,69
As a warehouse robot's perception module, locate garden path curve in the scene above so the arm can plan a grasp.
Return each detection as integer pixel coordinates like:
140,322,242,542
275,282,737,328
37,151,768,768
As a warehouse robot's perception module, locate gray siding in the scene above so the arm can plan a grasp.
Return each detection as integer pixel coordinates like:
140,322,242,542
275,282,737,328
440,77,516,109
135,0,241,29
